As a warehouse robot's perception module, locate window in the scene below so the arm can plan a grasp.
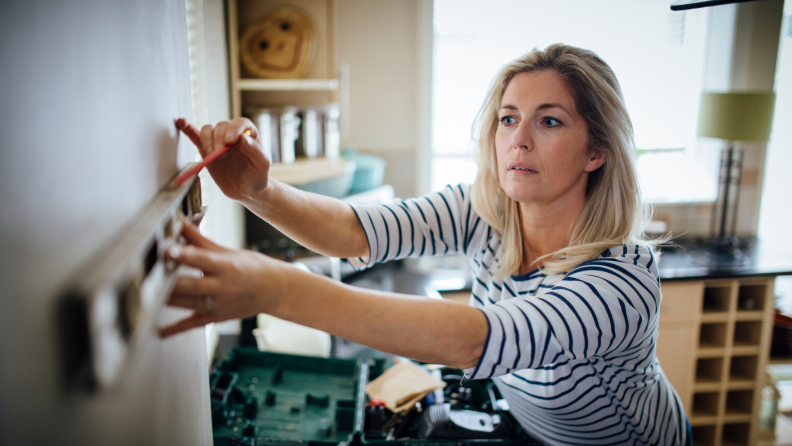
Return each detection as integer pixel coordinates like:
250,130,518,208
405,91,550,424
431,0,714,202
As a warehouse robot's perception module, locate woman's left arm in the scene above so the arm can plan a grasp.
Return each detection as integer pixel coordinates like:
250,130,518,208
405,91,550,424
159,221,488,370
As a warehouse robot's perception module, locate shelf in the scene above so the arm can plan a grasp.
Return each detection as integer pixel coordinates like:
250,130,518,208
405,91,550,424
725,381,755,390
700,313,730,323
733,321,762,347
237,78,339,91
691,425,716,446
738,284,767,312
703,285,732,314
692,391,721,418
725,389,754,416
731,346,760,355
698,347,728,357
699,322,728,349
696,357,723,384
734,311,763,321
269,157,351,185
721,422,751,445
694,382,723,392
691,415,719,426
729,355,758,383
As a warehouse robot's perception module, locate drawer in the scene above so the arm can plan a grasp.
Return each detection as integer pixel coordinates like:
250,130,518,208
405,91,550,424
659,281,704,323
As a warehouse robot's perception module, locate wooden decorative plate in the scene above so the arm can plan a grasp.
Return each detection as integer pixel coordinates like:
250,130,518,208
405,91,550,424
240,6,317,79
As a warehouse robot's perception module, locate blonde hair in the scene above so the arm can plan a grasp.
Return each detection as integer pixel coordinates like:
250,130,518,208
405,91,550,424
470,44,657,278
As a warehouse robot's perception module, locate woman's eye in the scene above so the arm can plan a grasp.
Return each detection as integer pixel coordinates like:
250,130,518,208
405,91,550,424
500,116,516,125
543,117,561,127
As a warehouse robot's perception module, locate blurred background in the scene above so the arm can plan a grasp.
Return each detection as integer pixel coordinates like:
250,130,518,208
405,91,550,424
1,0,791,445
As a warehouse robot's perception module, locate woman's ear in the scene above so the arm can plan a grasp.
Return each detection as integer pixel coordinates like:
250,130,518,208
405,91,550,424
585,150,606,172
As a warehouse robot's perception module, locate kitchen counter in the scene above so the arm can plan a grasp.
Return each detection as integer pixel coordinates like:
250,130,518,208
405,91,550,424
655,238,792,281
343,239,792,298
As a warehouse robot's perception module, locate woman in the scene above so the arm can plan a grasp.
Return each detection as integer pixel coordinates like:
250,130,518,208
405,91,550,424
164,44,689,445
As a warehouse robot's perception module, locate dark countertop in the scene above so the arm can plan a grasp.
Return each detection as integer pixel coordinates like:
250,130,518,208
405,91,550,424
343,239,792,298
656,238,792,281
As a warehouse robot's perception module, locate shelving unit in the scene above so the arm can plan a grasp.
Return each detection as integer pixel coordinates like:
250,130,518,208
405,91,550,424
657,278,775,446
227,0,339,118
226,0,341,185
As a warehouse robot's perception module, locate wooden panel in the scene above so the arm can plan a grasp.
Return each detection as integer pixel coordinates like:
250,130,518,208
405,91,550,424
660,281,705,323
657,324,698,413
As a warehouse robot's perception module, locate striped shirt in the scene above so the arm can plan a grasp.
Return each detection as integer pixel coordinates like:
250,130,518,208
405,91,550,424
348,184,688,446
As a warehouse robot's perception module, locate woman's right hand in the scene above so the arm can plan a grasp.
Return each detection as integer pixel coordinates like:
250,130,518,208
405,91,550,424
176,117,271,201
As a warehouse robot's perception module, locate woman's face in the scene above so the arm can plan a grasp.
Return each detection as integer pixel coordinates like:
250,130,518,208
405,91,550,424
495,70,605,208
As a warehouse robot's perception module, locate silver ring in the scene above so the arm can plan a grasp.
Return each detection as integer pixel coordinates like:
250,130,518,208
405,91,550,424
201,295,213,315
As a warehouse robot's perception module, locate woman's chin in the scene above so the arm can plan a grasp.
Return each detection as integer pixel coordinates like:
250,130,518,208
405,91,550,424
501,186,539,205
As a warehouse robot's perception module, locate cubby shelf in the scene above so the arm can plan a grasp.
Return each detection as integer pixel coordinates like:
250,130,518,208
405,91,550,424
657,278,775,446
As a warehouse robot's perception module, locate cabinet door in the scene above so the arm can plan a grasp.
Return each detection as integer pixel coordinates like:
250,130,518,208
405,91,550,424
657,281,703,414
656,322,697,413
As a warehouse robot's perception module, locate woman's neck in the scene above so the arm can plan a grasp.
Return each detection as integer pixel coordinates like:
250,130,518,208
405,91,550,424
518,194,585,274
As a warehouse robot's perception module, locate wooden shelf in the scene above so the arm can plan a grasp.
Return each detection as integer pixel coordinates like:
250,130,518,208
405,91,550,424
658,277,776,445
735,311,764,321
694,382,722,392
237,78,339,91
690,415,719,426
727,380,757,390
269,158,350,185
698,347,728,357
701,313,730,323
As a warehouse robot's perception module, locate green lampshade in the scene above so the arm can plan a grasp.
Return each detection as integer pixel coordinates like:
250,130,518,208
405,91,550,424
697,92,776,141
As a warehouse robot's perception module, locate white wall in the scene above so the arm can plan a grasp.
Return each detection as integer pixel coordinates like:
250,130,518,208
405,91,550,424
759,0,792,247
655,0,784,238
337,0,431,199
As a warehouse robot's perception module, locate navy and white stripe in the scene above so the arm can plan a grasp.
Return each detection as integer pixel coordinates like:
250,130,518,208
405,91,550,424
348,184,688,446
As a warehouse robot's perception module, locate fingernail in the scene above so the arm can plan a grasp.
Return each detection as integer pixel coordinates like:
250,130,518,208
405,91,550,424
225,132,234,143
169,246,181,258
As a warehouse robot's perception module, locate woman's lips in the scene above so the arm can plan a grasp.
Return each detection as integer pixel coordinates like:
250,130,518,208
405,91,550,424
507,161,537,174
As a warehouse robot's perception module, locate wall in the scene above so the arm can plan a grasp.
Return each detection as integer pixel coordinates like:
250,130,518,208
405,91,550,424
186,0,244,251
655,0,785,239
0,1,212,445
337,0,431,199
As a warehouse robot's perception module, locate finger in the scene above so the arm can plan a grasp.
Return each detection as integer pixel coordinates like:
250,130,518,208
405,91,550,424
200,124,214,157
170,275,223,295
179,219,228,252
225,117,259,144
176,118,203,151
167,292,202,309
238,132,271,165
168,245,225,275
212,121,231,154
159,313,216,338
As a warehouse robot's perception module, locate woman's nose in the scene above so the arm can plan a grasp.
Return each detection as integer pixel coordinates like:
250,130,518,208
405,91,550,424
510,120,533,151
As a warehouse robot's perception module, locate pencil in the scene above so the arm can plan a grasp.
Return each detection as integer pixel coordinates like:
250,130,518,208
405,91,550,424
170,128,252,188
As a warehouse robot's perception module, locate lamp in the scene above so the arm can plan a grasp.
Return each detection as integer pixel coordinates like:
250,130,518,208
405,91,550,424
695,91,775,265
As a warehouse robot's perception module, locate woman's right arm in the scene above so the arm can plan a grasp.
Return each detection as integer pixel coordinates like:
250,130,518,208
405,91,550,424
176,117,368,259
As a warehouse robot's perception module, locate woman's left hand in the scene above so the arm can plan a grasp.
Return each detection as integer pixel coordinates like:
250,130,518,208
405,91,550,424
159,220,289,338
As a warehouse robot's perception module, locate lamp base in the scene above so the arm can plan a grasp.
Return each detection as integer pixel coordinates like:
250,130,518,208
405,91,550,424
686,237,751,268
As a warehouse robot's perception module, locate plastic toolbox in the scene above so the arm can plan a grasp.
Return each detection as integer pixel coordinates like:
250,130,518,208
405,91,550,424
210,348,540,446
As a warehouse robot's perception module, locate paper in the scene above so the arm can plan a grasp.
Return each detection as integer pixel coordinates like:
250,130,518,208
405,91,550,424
365,362,446,413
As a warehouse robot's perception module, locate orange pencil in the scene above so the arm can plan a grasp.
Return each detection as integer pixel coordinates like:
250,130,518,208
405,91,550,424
170,129,251,188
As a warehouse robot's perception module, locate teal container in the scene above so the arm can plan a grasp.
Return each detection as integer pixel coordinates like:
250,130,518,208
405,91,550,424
342,148,386,194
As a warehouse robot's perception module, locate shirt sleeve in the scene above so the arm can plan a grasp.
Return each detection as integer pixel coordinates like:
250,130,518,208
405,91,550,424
347,184,477,269
464,253,661,379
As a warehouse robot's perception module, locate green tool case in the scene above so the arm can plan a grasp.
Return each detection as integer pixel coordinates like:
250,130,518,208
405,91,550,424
210,348,539,446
